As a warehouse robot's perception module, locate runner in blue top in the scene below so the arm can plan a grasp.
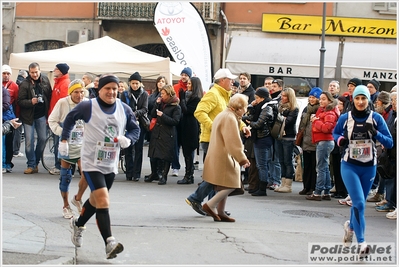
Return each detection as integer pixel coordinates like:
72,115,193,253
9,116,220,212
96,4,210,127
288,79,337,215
333,85,393,260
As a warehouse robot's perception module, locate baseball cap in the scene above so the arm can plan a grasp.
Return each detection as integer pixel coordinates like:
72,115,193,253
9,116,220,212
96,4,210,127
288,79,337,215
214,68,237,80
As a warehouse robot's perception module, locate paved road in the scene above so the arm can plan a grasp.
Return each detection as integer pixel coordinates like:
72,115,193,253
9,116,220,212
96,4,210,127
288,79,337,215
2,145,397,265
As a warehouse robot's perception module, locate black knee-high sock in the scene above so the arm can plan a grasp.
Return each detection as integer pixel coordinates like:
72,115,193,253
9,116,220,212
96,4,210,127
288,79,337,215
76,200,96,227
96,208,112,244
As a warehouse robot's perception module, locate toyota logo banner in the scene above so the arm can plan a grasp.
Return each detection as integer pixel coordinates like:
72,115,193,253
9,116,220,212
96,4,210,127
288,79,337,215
154,2,213,89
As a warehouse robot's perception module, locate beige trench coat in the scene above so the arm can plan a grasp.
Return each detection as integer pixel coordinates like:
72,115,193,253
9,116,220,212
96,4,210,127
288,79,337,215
202,108,247,189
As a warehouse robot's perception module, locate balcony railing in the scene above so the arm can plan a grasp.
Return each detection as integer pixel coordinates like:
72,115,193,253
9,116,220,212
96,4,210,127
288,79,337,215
97,2,221,24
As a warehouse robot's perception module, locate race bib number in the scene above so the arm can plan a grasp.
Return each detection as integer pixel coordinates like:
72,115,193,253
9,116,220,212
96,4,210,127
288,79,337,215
69,127,84,145
94,141,119,167
348,140,373,163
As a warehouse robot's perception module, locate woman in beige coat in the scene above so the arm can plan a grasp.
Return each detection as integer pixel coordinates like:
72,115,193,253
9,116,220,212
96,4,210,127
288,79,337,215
202,94,250,222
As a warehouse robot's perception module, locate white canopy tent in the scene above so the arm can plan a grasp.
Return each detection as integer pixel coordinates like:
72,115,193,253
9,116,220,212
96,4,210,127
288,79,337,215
8,36,182,82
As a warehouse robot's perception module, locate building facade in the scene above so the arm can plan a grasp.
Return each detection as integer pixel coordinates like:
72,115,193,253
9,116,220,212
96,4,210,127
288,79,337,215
2,2,397,92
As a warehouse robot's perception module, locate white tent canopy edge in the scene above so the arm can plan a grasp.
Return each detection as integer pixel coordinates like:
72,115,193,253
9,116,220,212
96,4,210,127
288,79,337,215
8,36,183,83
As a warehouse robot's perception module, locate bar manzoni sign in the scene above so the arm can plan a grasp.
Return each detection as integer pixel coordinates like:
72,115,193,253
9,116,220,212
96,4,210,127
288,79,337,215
262,14,396,39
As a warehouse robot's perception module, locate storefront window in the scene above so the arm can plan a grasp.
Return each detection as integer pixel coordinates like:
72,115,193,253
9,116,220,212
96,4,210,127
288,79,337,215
252,75,316,97
283,77,316,97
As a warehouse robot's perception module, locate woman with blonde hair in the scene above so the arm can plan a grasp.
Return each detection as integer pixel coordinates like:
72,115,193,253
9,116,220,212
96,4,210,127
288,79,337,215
202,93,250,222
274,87,299,193
117,81,128,98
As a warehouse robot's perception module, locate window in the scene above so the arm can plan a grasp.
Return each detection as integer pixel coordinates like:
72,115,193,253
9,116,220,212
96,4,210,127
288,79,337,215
2,2,12,8
373,2,397,14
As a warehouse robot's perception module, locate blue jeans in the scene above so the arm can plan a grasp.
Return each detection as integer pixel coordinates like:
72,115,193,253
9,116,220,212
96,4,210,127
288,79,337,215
187,142,214,203
269,140,281,184
188,181,214,204
275,139,295,179
376,174,386,195
24,116,47,168
385,178,396,208
254,143,272,183
315,140,335,195
13,124,23,155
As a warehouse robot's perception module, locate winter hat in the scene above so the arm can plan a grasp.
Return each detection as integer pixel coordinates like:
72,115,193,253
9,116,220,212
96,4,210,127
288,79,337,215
55,63,69,75
233,81,239,88
181,67,192,77
68,79,85,95
377,91,391,105
2,65,12,74
18,70,27,77
347,77,362,87
368,79,381,91
255,87,270,99
129,72,141,82
98,74,120,90
353,85,370,101
308,87,322,99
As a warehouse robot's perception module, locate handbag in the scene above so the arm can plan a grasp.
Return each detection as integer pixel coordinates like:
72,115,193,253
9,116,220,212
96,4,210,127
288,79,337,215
138,113,150,131
149,117,157,131
295,129,304,146
270,112,286,140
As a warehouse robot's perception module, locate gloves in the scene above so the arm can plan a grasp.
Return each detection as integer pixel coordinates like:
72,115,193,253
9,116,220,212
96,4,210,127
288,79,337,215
179,89,185,100
365,123,377,136
59,141,69,156
282,109,289,117
116,135,131,149
338,137,348,147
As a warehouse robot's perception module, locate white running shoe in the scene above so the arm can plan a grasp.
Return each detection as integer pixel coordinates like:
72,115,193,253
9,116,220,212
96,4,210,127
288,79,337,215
63,206,74,219
70,217,86,247
71,195,83,213
49,167,61,175
105,236,124,259
386,208,397,220
13,152,24,157
343,220,354,247
172,169,179,177
358,242,370,260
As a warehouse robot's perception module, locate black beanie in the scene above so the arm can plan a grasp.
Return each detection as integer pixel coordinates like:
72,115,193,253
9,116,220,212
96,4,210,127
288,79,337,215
56,63,69,75
347,78,362,87
368,79,381,91
255,87,270,99
129,72,142,82
98,74,119,89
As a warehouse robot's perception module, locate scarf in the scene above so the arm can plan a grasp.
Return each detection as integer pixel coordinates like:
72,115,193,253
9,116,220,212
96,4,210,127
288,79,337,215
299,103,320,131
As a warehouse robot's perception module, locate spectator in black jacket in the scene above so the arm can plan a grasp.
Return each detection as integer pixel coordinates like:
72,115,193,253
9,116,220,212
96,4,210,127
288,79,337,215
17,62,52,174
120,72,148,181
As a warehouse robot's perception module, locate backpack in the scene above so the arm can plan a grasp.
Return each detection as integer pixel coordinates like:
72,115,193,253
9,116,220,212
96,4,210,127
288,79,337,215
262,100,285,139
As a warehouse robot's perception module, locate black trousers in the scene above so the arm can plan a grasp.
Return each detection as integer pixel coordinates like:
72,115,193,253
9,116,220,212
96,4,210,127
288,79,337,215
302,150,317,192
